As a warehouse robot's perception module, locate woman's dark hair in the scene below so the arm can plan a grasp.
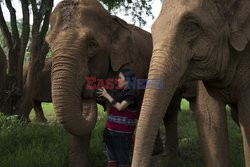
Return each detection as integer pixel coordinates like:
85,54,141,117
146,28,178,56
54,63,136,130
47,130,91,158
120,68,136,82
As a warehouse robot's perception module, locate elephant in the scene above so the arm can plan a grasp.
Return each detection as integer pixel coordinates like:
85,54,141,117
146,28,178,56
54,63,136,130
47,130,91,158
22,58,52,122
46,1,154,166
45,0,204,166
131,0,250,167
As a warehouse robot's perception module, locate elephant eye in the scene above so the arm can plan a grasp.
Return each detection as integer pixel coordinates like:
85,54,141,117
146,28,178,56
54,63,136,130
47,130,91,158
87,40,99,57
88,40,98,48
183,22,202,40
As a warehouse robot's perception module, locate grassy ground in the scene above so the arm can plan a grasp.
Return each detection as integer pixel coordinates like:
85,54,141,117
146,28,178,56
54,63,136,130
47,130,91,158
0,100,243,167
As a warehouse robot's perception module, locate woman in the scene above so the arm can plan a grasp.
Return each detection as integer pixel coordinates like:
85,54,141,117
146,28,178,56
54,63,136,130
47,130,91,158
97,68,139,167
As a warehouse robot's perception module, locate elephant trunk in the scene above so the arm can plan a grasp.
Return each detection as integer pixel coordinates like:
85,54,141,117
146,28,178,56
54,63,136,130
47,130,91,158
132,48,188,167
51,50,97,137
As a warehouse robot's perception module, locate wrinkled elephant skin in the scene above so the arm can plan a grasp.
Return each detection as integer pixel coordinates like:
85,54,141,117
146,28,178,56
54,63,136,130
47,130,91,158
132,0,250,167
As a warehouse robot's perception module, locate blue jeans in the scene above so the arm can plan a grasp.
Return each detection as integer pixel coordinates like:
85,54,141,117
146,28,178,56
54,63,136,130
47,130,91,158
104,129,133,165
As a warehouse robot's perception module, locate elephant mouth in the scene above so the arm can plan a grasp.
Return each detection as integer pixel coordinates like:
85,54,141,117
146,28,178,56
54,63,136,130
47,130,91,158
81,79,96,100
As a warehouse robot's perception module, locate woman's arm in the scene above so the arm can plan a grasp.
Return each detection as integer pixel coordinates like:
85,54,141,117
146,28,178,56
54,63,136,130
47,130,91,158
98,87,129,111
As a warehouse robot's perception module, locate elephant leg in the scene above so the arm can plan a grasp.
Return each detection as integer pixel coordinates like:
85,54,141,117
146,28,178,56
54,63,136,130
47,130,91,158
189,98,196,120
152,130,163,155
163,92,181,155
19,104,33,122
238,97,250,167
69,135,91,167
196,81,228,167
34,101,47,122
163,103,179,155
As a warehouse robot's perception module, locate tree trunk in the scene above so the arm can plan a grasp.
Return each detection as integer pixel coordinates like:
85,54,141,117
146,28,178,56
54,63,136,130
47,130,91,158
0,0,29,115
1,48,21,115
0,47,7,105
15,0,53,120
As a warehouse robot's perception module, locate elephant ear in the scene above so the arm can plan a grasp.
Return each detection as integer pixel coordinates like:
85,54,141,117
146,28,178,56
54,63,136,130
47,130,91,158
110,16,134,72
229,0,250,51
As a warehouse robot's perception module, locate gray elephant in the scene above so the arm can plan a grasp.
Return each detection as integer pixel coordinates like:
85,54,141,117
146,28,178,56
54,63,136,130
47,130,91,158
45,0,204,166
132,0,250,167
46,1,154,166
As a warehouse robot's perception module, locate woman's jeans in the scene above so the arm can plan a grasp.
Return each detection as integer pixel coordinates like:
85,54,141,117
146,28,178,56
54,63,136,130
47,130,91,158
104,128,133,165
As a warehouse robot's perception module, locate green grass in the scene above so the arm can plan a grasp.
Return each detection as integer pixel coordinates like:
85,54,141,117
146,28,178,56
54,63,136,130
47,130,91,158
0,101,244,167
0,114,69,167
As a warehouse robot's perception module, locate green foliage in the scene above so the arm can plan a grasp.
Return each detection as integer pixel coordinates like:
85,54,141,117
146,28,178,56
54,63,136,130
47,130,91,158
180,99,189,111
0,114,22,132
100,0,155,26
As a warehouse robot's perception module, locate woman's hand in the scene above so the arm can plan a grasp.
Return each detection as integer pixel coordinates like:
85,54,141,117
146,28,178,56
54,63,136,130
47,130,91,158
97,87,110,99
97,87,129,111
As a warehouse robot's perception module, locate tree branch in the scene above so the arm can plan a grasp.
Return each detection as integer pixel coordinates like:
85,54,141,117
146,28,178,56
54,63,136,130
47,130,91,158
31,0,41,34
5,0,19,43
39,0,47,16
0,4,12,48
31,0,38,16
17,0,30,92
20,0,30,56
40,0,53,42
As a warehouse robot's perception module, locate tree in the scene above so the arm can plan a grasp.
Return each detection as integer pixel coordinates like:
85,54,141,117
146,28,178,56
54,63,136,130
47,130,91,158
0,0,30,115
0,0,53,119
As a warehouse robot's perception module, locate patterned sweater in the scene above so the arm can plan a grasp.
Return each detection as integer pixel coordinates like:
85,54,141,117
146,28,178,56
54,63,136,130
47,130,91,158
106,88,139,133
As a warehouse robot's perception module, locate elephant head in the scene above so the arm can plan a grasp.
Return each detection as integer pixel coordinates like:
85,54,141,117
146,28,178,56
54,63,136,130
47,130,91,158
46,0,136,137
132,0,250,166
